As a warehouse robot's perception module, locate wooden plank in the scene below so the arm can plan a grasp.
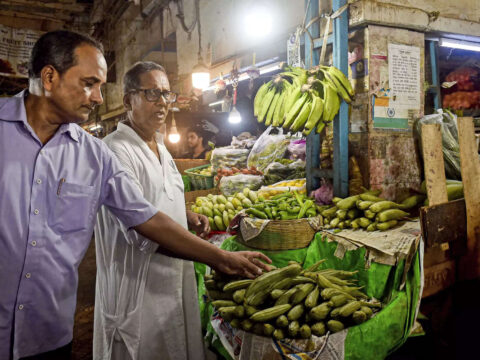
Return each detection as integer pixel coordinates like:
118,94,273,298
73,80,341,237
423,259,456,298
457,117,480,278
421,123,448,205
420,198,467,255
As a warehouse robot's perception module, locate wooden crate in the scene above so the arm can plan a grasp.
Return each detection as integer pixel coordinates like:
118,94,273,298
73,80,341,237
174,159,210,175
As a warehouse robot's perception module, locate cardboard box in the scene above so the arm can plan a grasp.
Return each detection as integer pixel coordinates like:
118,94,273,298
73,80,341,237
174,159,210,175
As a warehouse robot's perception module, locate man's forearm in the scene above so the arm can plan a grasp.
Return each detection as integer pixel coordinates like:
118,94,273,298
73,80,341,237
134,211,223,267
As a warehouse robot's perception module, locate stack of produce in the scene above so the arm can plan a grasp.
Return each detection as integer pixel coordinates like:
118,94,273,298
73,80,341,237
320,124,333,168
263,159,306,185
442,67,480,110
420,179,463,206
215,166,263,185
254,64,354,135
191,190,258,231
243,190,321,220
187,165,213,176
205,262,380,340
320,191,424,232
257,179,306,199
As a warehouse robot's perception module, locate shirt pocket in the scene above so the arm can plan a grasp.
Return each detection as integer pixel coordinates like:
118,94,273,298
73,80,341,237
51,182,96,233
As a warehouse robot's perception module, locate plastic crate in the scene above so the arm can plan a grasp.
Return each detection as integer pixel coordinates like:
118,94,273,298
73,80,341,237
184,164,214,190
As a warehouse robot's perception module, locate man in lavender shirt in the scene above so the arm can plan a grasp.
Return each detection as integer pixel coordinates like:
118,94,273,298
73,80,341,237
0,30,271,360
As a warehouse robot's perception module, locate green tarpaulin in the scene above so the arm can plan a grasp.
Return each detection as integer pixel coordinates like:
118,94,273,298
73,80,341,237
195,232,422,359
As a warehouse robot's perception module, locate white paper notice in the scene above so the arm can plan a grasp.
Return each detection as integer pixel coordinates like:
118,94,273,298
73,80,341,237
388,44,421,109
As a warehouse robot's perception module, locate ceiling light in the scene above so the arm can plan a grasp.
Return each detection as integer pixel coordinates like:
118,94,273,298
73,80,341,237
228,106,242,124
192,58,210,90
168,111,180,143
439,38,480,52
245,7,272,38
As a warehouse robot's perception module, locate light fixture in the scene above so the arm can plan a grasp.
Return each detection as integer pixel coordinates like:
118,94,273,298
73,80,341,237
168,108,180,143
439,38,480,52
89,124,102,131
244,5,272,39
191,0,210,90
228,106,242,124
228,67,242,124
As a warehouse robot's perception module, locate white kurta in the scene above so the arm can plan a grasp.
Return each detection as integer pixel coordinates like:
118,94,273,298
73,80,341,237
93,122,205,360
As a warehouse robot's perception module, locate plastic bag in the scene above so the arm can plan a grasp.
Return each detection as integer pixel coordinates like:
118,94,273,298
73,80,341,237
263,159,306,185
210,147,250,173
416,109,462,180
219,174,264,196
231,132,257,149
247,126,291,172
257,178,306,199
287,139,306,161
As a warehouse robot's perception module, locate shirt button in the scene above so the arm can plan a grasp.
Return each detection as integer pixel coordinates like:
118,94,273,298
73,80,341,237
25,273,31,279
36,179,42,184
34,209,39,215
18,305,24,310
31,241,37,246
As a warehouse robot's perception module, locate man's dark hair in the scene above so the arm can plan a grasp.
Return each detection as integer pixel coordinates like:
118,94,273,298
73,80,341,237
29,30,104,79
123,61,166,94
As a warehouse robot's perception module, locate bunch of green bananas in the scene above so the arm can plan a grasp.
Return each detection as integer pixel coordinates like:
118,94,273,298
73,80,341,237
254,65,354,135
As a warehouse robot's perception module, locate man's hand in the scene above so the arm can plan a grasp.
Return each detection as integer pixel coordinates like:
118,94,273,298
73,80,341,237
216,250,272,278
186,210,210,238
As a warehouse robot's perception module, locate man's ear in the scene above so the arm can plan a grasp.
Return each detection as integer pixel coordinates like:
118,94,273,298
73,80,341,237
40,65,57,92
123,94,132,111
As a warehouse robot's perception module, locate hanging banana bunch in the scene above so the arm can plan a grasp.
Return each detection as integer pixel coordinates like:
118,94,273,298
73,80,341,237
254,64,354,135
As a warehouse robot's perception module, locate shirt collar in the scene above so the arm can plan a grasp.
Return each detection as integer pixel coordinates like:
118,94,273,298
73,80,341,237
0,90,80,142
117,121,165,146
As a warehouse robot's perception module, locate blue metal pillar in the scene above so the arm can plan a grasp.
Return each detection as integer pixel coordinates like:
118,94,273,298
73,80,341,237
428,40,441,110
305,0,321,192
332,0,349,197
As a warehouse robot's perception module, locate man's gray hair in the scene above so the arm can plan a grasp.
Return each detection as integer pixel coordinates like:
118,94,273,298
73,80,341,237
123,61,166,94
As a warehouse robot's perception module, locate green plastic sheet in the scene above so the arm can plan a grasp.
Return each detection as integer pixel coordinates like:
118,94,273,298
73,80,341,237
194,232,421,360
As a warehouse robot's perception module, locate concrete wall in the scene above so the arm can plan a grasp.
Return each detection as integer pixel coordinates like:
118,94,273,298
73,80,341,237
175,0,305,80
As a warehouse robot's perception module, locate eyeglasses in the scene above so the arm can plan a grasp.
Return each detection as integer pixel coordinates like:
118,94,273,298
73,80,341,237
130,88,177,104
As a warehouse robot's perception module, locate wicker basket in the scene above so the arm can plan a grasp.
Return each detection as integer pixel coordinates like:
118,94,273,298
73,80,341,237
236,216,322,250
184,164,214,190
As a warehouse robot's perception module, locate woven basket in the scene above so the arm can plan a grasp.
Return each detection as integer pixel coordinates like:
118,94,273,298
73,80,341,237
236,216,322,250
184,164,214,190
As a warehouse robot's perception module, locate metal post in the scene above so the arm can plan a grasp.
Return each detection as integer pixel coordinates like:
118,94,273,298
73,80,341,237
305,0,321,192
332,0,349,197
429,40,441,110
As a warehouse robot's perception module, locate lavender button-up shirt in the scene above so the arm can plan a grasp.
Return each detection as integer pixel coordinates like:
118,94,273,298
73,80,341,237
0,92,158,359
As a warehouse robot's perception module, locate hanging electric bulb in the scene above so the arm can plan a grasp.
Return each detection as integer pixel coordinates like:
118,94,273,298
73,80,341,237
168,109,181,143
191,0,210,90
228,106,241,124
228,71,241,124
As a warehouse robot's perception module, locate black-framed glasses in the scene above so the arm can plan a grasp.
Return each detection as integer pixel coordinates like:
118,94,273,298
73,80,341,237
131,88,177,103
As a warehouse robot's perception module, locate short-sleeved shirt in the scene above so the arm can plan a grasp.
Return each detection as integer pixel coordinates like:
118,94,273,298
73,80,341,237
0,91,158,359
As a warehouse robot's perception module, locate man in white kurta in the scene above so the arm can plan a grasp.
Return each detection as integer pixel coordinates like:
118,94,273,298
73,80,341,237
94,62,207,360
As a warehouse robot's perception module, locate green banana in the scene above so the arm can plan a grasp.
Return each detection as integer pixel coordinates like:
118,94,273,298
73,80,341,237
258,88,276,123
254,82,271,116
316,121,326,134
303,94,324,135
322,82,339,122
290,99,312,132
272,90,287,127
283,86,302,116
283,92,309,130
265,91,280,126
322,70,352,104
325,66,354,98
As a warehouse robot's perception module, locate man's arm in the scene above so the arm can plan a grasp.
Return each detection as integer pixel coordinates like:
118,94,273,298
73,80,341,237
134,211,271,278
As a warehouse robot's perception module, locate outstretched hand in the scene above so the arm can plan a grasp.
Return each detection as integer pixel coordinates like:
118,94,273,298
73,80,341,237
216,250,273,278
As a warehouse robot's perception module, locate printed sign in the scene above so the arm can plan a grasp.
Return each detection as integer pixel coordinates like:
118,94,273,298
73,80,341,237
0,24,43,78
